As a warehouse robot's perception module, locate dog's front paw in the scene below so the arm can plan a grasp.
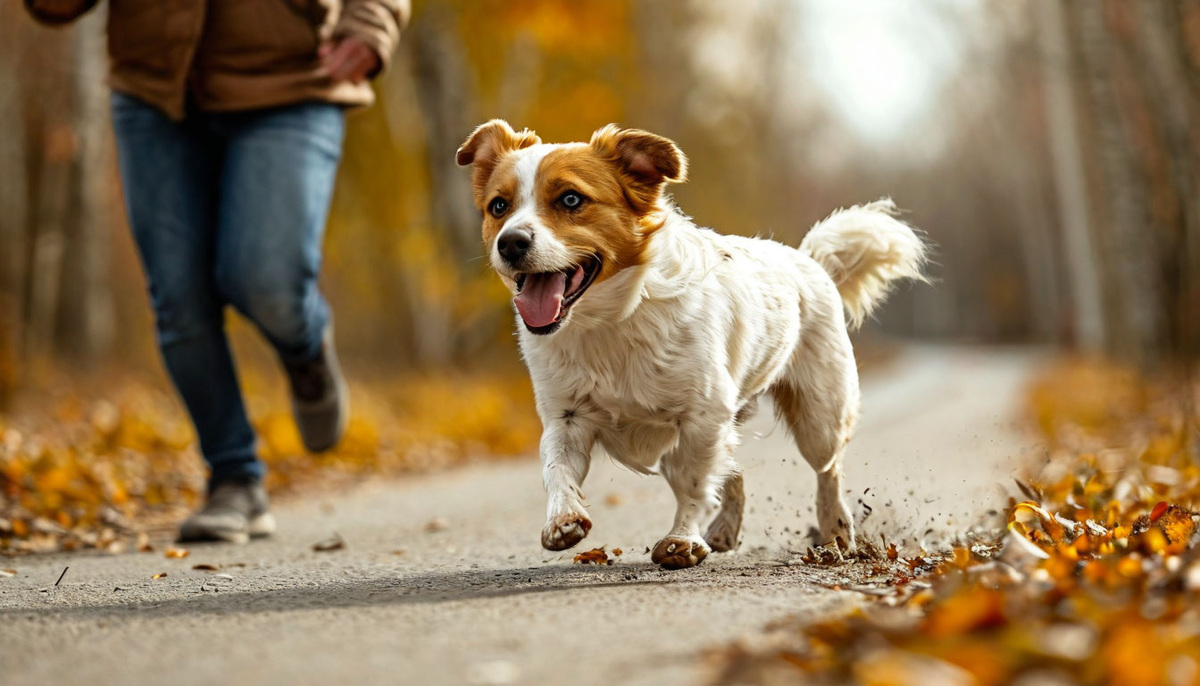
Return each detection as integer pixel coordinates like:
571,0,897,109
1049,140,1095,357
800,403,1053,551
651,536,710,569
541,512,592,551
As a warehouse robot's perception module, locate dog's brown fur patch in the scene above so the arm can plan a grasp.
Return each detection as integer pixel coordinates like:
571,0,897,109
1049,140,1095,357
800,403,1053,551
456,119,542,205
468,124,689,285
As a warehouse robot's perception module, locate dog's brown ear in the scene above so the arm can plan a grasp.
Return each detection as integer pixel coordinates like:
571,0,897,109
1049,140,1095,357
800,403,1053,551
589,125,688,213
456,120,542,205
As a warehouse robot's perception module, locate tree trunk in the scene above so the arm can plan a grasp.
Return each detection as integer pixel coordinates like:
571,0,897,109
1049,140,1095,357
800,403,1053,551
25,127,72,366
1074,0,1167,365
1037,0,1105,351
403,5,480,367
1132,0,1200,359
0,31,28,405
409,5,482,268
58,9,115,366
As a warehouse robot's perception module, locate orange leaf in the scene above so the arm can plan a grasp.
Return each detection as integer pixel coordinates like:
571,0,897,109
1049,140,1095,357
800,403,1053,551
165,547,189,559
573,547,611,565
1150,501,1169,522
1155,505,1195,548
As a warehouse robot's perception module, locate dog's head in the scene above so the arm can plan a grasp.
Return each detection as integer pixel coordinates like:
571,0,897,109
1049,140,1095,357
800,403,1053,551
456,120,687,335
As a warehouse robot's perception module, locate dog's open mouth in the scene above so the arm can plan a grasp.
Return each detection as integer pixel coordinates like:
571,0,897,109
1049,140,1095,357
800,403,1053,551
513,255,602,335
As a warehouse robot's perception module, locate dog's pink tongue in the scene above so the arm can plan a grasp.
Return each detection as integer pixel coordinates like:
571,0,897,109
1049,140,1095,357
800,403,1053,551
514,272,566,328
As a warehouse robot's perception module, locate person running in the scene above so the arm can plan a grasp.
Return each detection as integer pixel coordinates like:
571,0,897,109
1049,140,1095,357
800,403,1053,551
25,0,410,543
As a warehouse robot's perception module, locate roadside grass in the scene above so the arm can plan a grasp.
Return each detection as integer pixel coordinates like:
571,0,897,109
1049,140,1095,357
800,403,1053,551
0,369,539,554
713,358,1200,685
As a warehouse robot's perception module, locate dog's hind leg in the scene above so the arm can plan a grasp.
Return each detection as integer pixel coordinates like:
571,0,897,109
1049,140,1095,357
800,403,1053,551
771,345,860,549
703,468,744,553
702,396,757,552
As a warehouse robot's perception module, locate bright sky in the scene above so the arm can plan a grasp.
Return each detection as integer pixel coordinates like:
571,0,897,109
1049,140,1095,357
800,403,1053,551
795,0,981,144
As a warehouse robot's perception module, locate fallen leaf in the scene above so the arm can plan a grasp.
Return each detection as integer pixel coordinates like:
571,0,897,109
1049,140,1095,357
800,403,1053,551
165,547,189,559
391,550,407,556
1150,501,1169,522
312,535,345,552
1155,505,1195,546
604,493,624,506
0,569,15,577
152,572,167,579
573,547,612,565
192,564,219,571
612,548,623,556
136,532,153,552
424,517,449,533
887,543,899,561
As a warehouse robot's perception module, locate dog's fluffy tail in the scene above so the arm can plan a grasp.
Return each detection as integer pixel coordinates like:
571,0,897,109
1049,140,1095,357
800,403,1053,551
799,198,929,330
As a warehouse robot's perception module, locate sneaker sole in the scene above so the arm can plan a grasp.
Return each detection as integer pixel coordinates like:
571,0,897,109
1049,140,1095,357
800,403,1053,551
178,513,274,545
182,528,250,545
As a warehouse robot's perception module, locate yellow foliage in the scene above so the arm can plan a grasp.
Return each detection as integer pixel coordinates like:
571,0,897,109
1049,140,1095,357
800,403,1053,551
1027,357,1149,445
713,358,1200,685
0,369,539,554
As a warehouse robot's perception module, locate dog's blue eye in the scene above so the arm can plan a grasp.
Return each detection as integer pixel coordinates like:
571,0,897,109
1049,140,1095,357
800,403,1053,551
488,197,509,217
560,192,584,210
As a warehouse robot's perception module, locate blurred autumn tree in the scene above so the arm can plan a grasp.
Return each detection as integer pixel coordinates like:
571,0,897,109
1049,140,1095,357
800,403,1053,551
1064,0,1200,366
0,5,118,408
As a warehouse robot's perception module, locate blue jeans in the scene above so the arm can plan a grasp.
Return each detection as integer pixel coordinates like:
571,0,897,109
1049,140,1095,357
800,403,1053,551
110,92,345,485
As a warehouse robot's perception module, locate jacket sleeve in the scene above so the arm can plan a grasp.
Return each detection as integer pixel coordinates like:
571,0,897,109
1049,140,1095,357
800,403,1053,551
24,0,98,25
334,0,411,75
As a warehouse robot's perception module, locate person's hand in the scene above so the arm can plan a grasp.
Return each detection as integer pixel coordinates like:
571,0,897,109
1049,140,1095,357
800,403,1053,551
319,36,381,84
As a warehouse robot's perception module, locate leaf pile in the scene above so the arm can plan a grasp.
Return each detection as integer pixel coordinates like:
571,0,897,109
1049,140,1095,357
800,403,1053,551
0,371,538,554
714,359,1200,685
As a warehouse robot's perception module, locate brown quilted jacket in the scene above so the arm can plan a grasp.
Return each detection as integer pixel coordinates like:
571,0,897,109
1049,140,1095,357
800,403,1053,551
26,0,411,120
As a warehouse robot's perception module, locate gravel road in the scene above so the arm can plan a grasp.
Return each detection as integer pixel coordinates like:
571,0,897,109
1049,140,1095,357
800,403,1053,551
0,346,1043,686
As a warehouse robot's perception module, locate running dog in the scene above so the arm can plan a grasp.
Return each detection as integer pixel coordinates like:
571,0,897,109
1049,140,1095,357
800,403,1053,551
456,120,928,569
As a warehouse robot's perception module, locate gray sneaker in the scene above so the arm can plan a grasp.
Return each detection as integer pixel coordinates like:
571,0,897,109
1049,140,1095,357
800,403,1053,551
284,324,348,453
177,477,275,545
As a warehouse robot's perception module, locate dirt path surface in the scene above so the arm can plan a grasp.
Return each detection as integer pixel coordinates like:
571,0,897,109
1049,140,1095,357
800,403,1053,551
0,346,1042,686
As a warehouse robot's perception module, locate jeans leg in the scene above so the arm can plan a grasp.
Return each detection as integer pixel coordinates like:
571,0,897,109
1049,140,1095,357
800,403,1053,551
110,93,263,485
212,104,346,363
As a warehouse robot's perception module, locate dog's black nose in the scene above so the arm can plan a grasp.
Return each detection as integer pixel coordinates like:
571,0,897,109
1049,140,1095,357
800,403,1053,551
497,227,532,264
